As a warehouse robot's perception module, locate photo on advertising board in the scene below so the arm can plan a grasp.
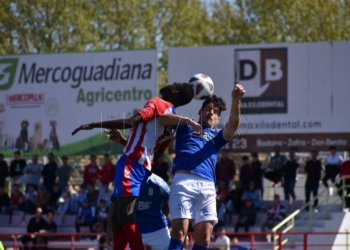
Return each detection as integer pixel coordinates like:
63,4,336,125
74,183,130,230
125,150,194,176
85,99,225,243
168,42,350,152
0,50,157,156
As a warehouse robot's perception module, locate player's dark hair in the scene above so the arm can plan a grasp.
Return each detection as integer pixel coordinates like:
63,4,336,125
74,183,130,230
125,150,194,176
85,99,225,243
160,83,193,107
104,154,109,157
329,146,336,150
14,151,20,155
201,95,227,116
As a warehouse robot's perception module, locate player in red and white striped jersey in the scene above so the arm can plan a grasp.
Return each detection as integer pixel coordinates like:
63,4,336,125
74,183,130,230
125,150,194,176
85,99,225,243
71,83,200,250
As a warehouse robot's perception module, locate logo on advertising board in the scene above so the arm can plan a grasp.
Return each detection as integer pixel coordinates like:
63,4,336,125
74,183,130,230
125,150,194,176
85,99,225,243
235,48,287,114
0,58,19,91
6,93,45,107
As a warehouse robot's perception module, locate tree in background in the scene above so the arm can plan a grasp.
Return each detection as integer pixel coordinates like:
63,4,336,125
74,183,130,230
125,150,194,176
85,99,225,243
1,0,350,88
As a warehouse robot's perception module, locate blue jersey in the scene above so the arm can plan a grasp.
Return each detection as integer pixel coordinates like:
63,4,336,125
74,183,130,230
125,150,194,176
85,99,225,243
172,125,228,182
135,174,170,234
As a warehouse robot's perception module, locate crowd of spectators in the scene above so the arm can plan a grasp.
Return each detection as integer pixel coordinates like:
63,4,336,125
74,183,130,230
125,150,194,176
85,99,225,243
213,146,350,240
0,145,349,248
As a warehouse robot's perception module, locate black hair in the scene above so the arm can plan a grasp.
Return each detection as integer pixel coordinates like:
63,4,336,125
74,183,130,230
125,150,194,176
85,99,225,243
14,151,20,155
160,83,194,107
48,153,54,157
0,153,3,157
329,146,336,150
311,150,318,154
90,155,96,159
103,182,109,186
104,154,109,157
251,152,258,158
201,95,227,116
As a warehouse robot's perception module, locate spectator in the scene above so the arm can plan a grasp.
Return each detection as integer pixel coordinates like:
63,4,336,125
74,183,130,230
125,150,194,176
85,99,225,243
48,184,61,212
11,184,24,213
22,154,42,190
57,184,79,214
216,149,236,186
261,194,286,240
77,183,88,208
281,151,300,203
251,152,264,198
45,212,57,241
75,198,96,235
10,151,26,189
323,146,344,196
83,155,101,185
20,208,48,250
265,146,287,187
239,156,254,190
99,154,115,189
36,185,51,213
153,155,170,183
230,237,250,250
56,156,73,193
86,182,99,207
20,184,38,214
213,227,230,250
97,182,113,208
0,186,10,214
228,181,244,214
0,153,9,188
339,154,350,210
304,150,322,211
41,153,58,193
95,199,108,229
241,181,261,209
235,198,257,233
217,180,229,226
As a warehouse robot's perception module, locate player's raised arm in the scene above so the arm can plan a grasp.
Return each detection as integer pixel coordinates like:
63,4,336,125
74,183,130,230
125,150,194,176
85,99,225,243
222,84,245,141
158,114,203,134
71,113,143,135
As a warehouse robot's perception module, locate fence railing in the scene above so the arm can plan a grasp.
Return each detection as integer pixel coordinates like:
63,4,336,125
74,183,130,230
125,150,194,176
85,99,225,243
272,175,350,249
0,232,350,250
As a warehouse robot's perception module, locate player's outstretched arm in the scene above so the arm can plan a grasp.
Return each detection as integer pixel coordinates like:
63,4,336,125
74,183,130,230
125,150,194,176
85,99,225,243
71,114,143,136
158,114,203,134
222,84,245,141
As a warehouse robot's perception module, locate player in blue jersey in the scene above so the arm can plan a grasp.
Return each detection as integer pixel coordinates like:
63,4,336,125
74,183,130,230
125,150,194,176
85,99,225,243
106,129,171,250
157,84,245,250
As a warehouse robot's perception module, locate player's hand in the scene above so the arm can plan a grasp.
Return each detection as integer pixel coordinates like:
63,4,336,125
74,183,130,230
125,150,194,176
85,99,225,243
232,84,245,100
105,129,126,143
71,123,95,135
188,120,203,136
105,228,113,247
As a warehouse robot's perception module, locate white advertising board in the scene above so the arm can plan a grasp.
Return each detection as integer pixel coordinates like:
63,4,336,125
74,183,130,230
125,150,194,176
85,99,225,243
0,50,157,156
168,42,350,152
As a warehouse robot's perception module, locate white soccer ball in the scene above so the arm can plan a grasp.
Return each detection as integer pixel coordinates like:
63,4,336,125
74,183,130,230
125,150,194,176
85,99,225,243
189,73,214,100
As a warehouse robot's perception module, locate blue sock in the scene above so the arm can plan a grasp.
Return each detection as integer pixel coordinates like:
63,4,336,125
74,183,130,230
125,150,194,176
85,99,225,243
168,238,184,250
192,243,208,250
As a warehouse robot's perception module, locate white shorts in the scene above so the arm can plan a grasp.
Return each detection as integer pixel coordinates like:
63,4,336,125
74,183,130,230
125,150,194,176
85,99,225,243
169,173,217,225
128,227,170,250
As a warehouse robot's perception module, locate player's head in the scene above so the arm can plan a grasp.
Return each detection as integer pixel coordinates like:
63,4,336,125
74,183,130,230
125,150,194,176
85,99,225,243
329,146,337,155
160,82,193,107
198,95,226,128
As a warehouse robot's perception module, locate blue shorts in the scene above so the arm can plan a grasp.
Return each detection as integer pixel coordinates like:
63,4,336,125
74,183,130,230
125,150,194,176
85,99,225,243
114,155,149,197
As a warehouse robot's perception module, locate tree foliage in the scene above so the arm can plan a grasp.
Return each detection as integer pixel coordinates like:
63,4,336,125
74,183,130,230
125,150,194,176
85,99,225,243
1,0,349,87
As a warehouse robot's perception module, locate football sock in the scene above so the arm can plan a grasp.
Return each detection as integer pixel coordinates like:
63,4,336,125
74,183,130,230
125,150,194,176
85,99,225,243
192,243,208,250
168,238,184,250
123,222,144,250
113,231,128,250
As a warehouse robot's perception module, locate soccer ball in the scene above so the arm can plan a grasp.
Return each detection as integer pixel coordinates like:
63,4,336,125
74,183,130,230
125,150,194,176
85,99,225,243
189,73,214,100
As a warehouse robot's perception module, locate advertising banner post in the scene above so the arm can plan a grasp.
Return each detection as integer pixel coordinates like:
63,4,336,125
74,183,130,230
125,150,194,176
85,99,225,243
0,50,157,156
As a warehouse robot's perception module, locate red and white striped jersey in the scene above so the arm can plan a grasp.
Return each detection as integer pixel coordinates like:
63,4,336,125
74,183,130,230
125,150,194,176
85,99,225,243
123,97,176,171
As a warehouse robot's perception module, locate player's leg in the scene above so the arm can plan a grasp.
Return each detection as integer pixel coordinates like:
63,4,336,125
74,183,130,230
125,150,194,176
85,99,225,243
192,179,217,249
168,174,196,250
113,155,148,250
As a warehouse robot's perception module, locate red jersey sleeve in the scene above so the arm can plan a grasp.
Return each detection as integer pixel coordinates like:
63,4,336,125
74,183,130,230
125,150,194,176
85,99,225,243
138,97,174,123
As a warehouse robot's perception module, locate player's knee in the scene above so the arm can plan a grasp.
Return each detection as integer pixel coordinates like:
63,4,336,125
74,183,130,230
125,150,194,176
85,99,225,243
170,220,187,241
